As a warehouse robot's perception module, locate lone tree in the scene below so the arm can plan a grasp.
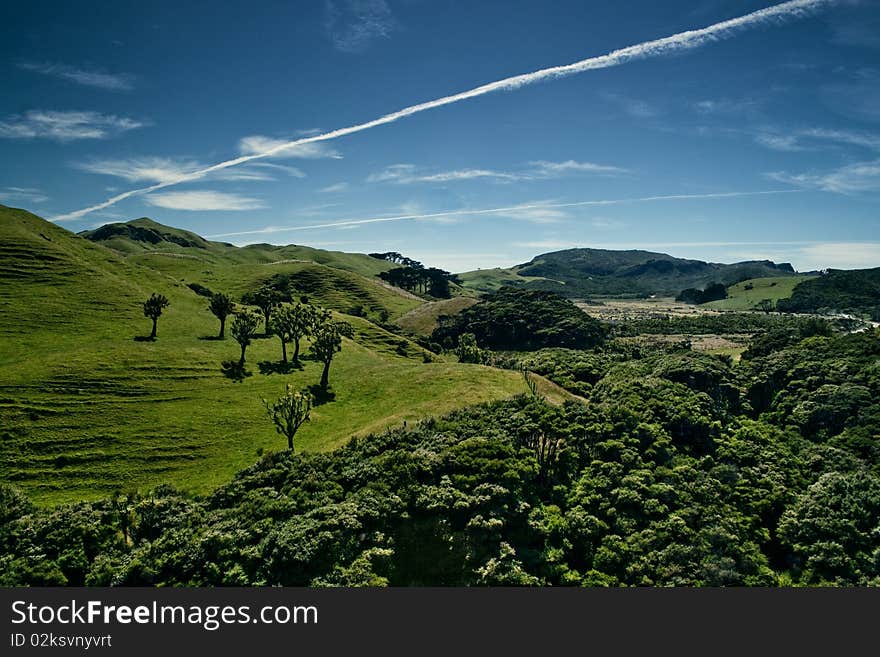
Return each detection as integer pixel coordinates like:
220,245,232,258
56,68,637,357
263,384,312,451
243,285,281,335
143,293,169,339
231,311,261,365
756,298,775,314
271,303,315,363
310,319,353,389
208,292,235,338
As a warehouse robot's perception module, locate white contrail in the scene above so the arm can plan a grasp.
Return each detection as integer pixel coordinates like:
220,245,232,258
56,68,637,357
54,0,836,222
206,189,800,238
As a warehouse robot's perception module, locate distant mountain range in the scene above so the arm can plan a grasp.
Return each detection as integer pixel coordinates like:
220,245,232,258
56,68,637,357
5,208,874,313
459,248,799,298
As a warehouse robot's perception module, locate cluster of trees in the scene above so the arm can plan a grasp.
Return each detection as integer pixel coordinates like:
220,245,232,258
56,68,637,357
140,285,352,390
368,252,458,298
368,252,423,268
613,313,838,337
433,288,607,351
676,282,728,305
3,326,879,586
378,266,457,299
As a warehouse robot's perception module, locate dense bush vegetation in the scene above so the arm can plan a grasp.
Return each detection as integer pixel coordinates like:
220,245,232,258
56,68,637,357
3,329,878,587
614,313,839,337
777,268,880,320
676,282,727,305
432,288,607,351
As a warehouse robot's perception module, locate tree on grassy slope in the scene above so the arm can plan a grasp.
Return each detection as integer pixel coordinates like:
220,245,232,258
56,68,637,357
243,286,281,335
231,311,261,366
143,293,169,339
310,319,353,389
209,292,235,338
271,303,315,363
263,385,312,451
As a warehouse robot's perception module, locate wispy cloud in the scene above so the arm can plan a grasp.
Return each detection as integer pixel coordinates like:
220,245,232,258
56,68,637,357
144,190,266,211
601,92,660,118
367,160,627,185
366,164,519,184
490,201,573,224
17,61,134,91
319,182,350,193
767,160,880,193
528,160,628,176
754,126,880,152
248,162,306,177
74,157,202,184
755,133,806,152
237,135,341,160
324,0,396,53
73,156,303,184
693,97,762,115
0,110,145,142
206,189,799,238
0,187,48,204
54,0,837,221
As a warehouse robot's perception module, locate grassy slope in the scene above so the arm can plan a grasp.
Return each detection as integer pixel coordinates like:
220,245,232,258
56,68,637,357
82,218,420,320
702,276,815,311
1,207,568,505
455,267,554,294
396,297,480,335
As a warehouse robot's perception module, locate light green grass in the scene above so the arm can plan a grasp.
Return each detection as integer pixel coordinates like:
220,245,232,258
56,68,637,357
1,207,569,506
396,297,480,335
456,267,553,295
702,276,815,311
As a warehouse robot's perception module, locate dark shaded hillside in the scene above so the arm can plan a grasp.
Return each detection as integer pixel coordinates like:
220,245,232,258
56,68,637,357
81,218,211,250
777,268,880,320
513,248,795,297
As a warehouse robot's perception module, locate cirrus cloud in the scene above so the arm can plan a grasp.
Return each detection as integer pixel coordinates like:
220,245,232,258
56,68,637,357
0,110,145,142
17,61,134,91
144,190,266,211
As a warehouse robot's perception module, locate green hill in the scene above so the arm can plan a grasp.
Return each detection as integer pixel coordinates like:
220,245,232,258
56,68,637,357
702,275,816,311
81,217,423,321
0,207,570,505
458,248,796,298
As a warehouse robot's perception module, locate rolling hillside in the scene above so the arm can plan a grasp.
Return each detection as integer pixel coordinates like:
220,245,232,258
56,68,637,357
458,248,796,298
702,275,815,311
81,217,423,321
0,206,569,505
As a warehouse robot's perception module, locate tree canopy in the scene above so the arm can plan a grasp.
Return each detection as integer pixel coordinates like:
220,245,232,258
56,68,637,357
432,287,607,351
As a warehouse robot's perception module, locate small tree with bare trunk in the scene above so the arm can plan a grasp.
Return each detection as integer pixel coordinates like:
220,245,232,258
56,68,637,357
143,293,169,339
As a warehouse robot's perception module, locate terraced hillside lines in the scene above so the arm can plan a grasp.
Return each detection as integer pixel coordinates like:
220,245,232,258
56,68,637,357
1,207,568,506
702,275,815,311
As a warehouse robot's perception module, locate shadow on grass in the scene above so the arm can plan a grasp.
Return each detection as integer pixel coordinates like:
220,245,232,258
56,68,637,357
258,360,304,375
198,335,225,341
306,384,336,406
133,335,155,342
221,360,253,382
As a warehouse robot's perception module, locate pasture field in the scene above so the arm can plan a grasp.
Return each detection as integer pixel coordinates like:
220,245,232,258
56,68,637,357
0,207,570,505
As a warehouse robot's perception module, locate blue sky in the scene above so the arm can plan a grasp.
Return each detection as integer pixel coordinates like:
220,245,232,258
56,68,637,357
1,0,879,272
